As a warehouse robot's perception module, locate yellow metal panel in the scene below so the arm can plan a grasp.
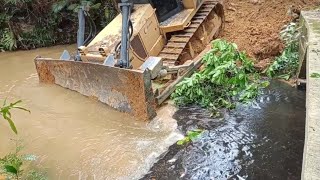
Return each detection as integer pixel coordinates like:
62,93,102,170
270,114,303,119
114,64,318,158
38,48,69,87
183,0,198,9
160,0,203,33
85,4,155,54
149,35,166,56
138,11,161,53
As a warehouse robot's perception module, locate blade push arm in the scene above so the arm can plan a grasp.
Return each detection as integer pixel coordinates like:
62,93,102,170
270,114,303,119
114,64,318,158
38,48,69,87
116,0,133,68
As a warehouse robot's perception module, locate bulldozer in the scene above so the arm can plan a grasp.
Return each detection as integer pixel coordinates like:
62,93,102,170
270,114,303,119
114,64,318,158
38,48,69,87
34,0,224,121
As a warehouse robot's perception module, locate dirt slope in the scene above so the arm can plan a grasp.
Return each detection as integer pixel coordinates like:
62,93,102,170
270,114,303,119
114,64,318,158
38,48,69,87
221,0,320,69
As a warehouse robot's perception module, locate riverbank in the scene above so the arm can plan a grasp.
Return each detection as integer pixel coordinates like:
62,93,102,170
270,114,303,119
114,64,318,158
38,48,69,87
221,0,319,70
0,0,116,51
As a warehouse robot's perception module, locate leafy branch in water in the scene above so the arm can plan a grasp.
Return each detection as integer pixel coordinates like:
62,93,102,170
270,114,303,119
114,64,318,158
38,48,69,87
266,22,300,80
0,99,30,134
172,39,269,114
177,129,203,146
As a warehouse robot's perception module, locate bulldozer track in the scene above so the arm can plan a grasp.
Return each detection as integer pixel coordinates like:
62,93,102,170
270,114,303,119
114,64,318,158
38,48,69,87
158,0,223,67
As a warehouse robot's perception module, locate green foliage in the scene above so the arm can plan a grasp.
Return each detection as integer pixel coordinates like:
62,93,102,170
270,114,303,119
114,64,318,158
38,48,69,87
310,72,320,78
177,129,203,146
0,99,45,180
0,141,47,180
0,153,23,178
172,39,269,113
0,28,17,51
0,99,30,134
0,0,117,51
19,28,56,49
3,0,33,5
52,0,70,13
267,22,300,80
53,0,102,13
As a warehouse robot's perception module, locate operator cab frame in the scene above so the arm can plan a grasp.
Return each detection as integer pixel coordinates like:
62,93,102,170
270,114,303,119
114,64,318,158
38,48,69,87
125,0,183,22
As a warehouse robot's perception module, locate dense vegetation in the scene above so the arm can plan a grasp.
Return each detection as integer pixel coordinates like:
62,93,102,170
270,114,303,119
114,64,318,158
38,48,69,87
266,22,300,80
172,39,269,115
0,0,117,51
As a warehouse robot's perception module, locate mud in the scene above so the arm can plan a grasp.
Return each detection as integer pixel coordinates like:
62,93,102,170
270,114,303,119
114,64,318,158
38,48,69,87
142,81,306,179
221,0,320,70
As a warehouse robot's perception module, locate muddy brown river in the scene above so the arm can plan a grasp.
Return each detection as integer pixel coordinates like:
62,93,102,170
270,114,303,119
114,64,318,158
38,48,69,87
0,46,182,179
0,46,307,180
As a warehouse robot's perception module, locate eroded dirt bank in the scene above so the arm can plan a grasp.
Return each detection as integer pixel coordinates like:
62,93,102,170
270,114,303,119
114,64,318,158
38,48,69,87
222,0,319,70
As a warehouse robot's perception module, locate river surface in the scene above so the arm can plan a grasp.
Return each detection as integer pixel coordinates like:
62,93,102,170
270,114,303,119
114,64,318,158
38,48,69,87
0,46,182,180
0,46,306,180
143,81,306,180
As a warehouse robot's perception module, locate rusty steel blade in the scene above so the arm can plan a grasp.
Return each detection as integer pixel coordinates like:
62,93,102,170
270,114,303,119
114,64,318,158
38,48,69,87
34,58,157,121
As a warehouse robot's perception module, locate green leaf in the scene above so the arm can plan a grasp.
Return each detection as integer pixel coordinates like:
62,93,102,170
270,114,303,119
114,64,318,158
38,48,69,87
4,115,18,134
277,74,290,80
4,165,18,174
310,73,320,78
177,140,185,146
1,99,29,134
260,81,270,88
67,4,78,11
3,98,7,106
13,106,31,113
187,129,203,141
177,137,191,146
90,3,101,9
52,0,68,13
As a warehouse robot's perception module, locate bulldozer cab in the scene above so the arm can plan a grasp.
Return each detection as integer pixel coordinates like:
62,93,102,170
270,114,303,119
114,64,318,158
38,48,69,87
113,0,184,22
131,0,182,22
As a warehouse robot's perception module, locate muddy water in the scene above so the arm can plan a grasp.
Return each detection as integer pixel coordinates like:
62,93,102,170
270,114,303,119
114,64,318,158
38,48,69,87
0,46,182,179
144,81,306,180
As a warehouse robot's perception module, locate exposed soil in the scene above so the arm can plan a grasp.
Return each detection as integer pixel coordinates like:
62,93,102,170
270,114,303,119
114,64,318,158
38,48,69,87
221,0,320,70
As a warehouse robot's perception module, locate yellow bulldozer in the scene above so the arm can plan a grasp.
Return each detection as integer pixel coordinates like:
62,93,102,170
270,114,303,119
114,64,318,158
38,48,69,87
34,0,224,120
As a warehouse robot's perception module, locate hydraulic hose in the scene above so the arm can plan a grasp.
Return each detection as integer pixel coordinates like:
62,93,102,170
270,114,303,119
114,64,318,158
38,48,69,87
83,12,92,46
114,19,133,53
83,12,97,46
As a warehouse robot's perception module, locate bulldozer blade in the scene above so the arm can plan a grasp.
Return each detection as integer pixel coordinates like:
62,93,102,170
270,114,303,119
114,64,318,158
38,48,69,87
34,57,157,121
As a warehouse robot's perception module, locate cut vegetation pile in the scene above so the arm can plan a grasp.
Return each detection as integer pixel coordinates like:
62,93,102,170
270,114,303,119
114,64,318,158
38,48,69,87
172,39,269,114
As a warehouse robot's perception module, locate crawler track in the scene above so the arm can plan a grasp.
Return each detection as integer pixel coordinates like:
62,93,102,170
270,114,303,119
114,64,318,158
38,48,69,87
158,0,224,67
